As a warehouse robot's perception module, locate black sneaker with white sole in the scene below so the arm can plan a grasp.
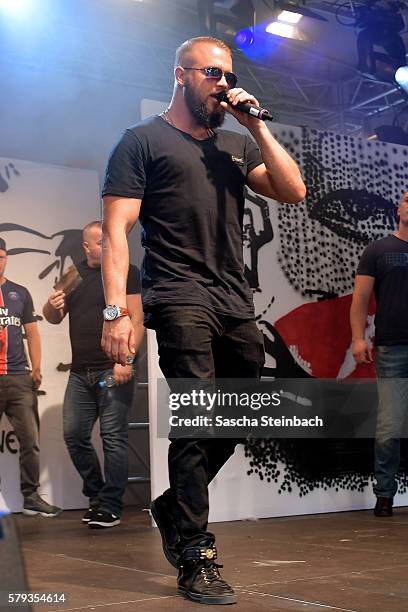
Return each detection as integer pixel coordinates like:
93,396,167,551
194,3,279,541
23,494,62,518
88,510,120,529
82,506,100,523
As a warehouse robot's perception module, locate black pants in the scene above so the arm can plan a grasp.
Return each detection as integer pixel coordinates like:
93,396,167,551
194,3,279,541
151,305,265,550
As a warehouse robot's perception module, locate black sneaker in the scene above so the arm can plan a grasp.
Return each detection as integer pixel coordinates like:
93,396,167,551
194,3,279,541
178,543,237,605
151,494,180,568
82,506,100,523
374,496,393,517
88,510,120,529
23,494,62,518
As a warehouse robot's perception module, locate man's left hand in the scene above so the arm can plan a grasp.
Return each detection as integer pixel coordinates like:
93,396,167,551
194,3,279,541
31,368,42,390
113,363,134,385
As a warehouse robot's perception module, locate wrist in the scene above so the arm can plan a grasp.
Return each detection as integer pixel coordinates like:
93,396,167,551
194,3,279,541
103,304,129,321
247,120,270,139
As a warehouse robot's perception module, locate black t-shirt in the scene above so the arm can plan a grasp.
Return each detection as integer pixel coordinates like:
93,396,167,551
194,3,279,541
102,115,263,323
0,279,37,375
65,260,141,371
357,234,408,345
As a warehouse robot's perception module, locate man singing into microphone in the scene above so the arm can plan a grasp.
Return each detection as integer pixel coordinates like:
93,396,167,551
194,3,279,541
101,36,305,605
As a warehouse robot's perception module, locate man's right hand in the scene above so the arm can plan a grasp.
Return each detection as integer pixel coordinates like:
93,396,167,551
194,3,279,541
101,316,136,366
352,339,373,364
48,290,66,311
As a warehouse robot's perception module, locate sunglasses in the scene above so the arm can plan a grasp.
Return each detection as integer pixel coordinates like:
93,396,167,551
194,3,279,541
182,66,238,89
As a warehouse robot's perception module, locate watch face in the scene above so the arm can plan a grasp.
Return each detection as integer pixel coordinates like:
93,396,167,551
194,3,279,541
104,305,118,321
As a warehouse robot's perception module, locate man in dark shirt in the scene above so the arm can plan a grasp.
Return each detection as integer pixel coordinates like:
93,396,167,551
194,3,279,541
351,190,408,517
43,221,144,528
101,36,305,604
0,237,61,517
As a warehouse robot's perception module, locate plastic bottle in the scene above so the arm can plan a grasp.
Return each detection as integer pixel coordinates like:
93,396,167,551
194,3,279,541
98,373,116,388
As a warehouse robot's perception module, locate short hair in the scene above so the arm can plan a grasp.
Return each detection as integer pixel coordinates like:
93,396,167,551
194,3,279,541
82,220,102,241
174,36,233,69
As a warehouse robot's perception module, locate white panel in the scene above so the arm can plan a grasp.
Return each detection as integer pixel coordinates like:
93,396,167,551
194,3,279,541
0,157,100,512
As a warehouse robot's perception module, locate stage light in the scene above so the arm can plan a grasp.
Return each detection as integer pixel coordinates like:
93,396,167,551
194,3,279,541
0,0,33,17
265,9,303,40
277,10,302,24
395,66,408,95
356,1,406,78
235,27,254,48
265,22,296,38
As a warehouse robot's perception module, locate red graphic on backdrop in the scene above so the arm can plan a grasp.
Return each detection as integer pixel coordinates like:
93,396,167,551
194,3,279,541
274,294,376,379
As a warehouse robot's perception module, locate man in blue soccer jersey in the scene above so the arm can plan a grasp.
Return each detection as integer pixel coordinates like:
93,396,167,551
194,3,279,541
0,237,61,517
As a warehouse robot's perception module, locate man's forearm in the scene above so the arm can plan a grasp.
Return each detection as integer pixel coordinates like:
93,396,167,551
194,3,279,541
102,221,129,306
43,302,64,324
350,302,369,342
249,122,305,202
27,333,41,371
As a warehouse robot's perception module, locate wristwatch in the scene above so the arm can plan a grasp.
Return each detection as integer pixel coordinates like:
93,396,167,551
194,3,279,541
103,305,129,321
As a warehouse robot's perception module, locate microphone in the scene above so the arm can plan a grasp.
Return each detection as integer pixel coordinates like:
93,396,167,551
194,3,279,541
214,91,273,122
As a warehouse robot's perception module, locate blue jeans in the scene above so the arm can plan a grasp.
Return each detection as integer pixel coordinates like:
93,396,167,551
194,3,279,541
63,369,133,516
374,345,408,498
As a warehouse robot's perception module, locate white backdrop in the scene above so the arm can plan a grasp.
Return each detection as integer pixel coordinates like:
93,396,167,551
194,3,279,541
142,99,408,521
0,157,100,512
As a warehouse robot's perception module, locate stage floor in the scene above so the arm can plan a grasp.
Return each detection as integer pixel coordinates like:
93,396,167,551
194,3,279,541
12,506,408,611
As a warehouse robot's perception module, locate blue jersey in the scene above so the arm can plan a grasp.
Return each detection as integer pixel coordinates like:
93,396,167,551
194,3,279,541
0,279,37,375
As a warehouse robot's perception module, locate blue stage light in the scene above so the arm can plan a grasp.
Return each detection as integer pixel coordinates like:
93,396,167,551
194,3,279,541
235,28,254,48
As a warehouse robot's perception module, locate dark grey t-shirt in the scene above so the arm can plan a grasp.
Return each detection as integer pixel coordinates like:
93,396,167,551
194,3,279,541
102,115,263,324
357,234,408,345
65,261,141,371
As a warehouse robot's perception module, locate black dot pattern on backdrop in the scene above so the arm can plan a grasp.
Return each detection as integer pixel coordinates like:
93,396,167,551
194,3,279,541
277,128,401,298
244,126,408,495
245,439,408,495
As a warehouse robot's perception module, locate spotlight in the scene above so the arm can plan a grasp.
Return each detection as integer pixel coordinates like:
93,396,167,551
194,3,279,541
235,27,254,47
0,0,33,17
356,0,406,78
265,9,303,40
277,10,302,24
266,22,297,39
395,66,408,95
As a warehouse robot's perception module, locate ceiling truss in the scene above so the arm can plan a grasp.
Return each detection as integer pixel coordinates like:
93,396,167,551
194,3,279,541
1,0,408,137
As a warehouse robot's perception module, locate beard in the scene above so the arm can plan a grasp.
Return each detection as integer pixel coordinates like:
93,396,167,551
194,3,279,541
184,83,226,129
